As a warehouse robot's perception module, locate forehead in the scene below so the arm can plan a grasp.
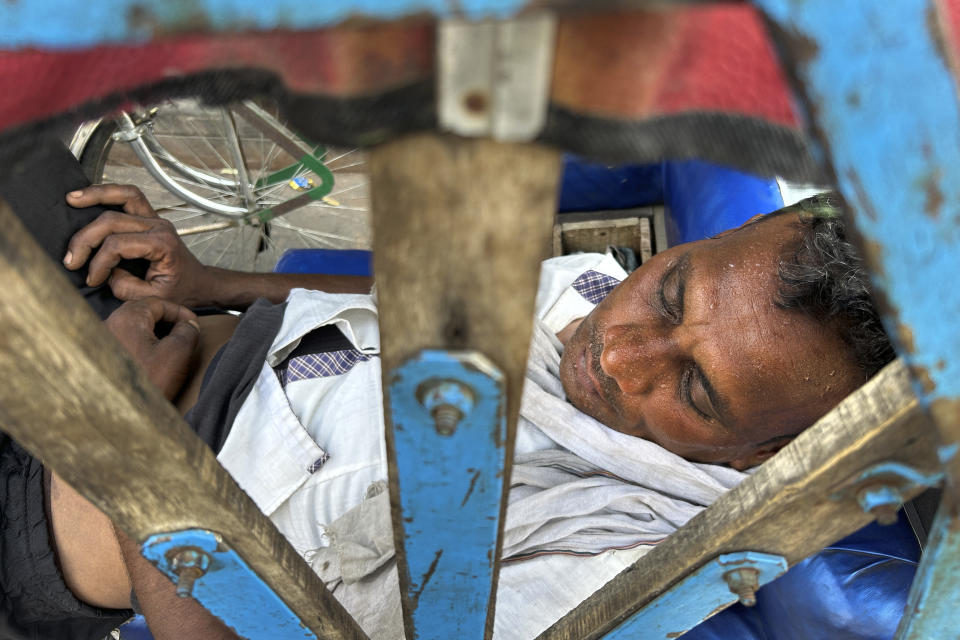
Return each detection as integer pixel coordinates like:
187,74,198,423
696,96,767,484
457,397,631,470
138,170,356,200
685,216,860,431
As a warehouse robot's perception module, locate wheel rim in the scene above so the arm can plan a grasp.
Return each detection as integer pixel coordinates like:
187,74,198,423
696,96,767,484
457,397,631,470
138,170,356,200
92,98,370,271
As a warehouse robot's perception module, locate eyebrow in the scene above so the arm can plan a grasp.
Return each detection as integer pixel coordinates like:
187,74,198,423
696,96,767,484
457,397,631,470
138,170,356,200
674,255,734,428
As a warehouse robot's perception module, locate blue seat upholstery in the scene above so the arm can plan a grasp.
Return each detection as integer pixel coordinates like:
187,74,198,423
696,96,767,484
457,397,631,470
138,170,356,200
685,518,919,640
274,248,373,277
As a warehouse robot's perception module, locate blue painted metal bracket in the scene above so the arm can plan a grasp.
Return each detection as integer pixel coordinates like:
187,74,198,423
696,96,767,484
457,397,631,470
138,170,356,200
604,551,788,639
387,350,507,639
830,462,944,525
141,529,316,639
0,0,536,49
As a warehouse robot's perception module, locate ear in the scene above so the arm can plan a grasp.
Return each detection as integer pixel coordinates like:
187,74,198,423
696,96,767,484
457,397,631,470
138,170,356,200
728,437,791,471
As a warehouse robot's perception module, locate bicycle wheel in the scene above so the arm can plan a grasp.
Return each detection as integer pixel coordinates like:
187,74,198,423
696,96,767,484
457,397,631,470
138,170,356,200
78,98,370,272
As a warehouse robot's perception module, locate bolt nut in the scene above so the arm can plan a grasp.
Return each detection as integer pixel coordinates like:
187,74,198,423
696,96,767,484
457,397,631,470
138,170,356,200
432,404,463,435
871,503,900,526
169,548,211,598
417,380,475,436
723,567,760,607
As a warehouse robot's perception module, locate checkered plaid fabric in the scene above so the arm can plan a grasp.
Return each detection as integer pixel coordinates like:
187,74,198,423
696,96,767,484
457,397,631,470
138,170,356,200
572,270,621,305
279,349,374,386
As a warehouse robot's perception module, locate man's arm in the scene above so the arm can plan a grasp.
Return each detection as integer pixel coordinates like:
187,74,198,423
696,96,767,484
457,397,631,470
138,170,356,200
51,297,239,639
63,184,373,310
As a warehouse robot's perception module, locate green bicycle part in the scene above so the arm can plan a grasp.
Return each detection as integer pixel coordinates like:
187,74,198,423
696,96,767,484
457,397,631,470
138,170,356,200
254,145,326,188
254,151,335,224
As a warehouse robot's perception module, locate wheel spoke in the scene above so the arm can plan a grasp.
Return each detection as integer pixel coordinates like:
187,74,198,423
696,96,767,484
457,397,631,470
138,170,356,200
88,98,368,272
186,116,235,176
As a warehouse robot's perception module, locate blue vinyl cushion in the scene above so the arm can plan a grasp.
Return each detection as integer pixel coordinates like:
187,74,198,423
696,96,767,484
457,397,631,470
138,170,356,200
684,518,919,640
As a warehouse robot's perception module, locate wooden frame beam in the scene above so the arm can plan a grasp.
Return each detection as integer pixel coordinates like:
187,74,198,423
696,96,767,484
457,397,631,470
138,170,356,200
0,199,366,639
539,359,938,639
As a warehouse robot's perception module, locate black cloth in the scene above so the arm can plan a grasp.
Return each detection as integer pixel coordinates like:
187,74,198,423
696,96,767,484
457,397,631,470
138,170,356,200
0,132,149,321
0,437,132,640
0,134,145,639
183,299,287,454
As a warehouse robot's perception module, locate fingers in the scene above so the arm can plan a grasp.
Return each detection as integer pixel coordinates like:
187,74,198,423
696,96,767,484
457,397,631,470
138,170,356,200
161,315,201,355
66,184,158,218
105,298,200,400
137,296,198,327
107,268,154,301
84,231,173,286
64,211,158,271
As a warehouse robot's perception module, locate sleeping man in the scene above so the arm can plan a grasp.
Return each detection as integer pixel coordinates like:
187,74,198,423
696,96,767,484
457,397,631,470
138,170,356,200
0,145,893,640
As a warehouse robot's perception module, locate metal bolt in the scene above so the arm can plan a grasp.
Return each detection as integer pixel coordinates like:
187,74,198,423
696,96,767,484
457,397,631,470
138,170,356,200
432,404,463,436
169,548,211,598
418,380,475,436
723,567,760,607
857,485,903,525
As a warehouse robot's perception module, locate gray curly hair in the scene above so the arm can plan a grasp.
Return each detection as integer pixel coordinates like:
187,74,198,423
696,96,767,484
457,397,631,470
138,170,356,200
772,192,895,379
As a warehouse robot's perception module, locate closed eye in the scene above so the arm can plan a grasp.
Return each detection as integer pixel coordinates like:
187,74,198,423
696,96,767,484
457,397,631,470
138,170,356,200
683,364,725,424
657,255,689,324
680,366,713,421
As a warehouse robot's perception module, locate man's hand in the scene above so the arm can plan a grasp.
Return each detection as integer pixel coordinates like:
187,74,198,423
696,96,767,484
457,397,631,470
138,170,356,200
63,184,213,306
104,297,200,400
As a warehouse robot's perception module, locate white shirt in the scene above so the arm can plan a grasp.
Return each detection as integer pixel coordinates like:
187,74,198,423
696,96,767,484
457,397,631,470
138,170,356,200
217,253,628,558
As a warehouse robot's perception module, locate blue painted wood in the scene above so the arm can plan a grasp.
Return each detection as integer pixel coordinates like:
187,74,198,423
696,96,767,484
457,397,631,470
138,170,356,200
752,1,960,637
141,529,316,639
605,552,787,639
0,0,532,49
387,350,507,639
754,0,960,406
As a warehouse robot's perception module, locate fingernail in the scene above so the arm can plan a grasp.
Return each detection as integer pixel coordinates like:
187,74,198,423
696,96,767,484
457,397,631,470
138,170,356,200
188,319,200,332
62,251,72,265
68,190,83,198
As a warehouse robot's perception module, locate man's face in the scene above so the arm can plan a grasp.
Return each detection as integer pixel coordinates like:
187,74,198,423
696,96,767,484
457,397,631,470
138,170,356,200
559,213,862,469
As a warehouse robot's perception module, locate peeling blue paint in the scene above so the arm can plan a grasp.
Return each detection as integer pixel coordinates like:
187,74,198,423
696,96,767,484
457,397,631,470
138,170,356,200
141,529,316,638
388,350,507,637
938,443,959,464
756,0,960,404
0,0,531,49
606,551,788,639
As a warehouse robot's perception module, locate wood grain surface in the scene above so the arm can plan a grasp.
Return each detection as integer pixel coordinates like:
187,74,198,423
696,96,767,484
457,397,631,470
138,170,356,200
370,133,560,639
0,200,366,639
539,359,939,640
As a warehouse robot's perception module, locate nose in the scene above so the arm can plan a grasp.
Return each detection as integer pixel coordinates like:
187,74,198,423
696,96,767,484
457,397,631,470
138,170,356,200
599,324,675,395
